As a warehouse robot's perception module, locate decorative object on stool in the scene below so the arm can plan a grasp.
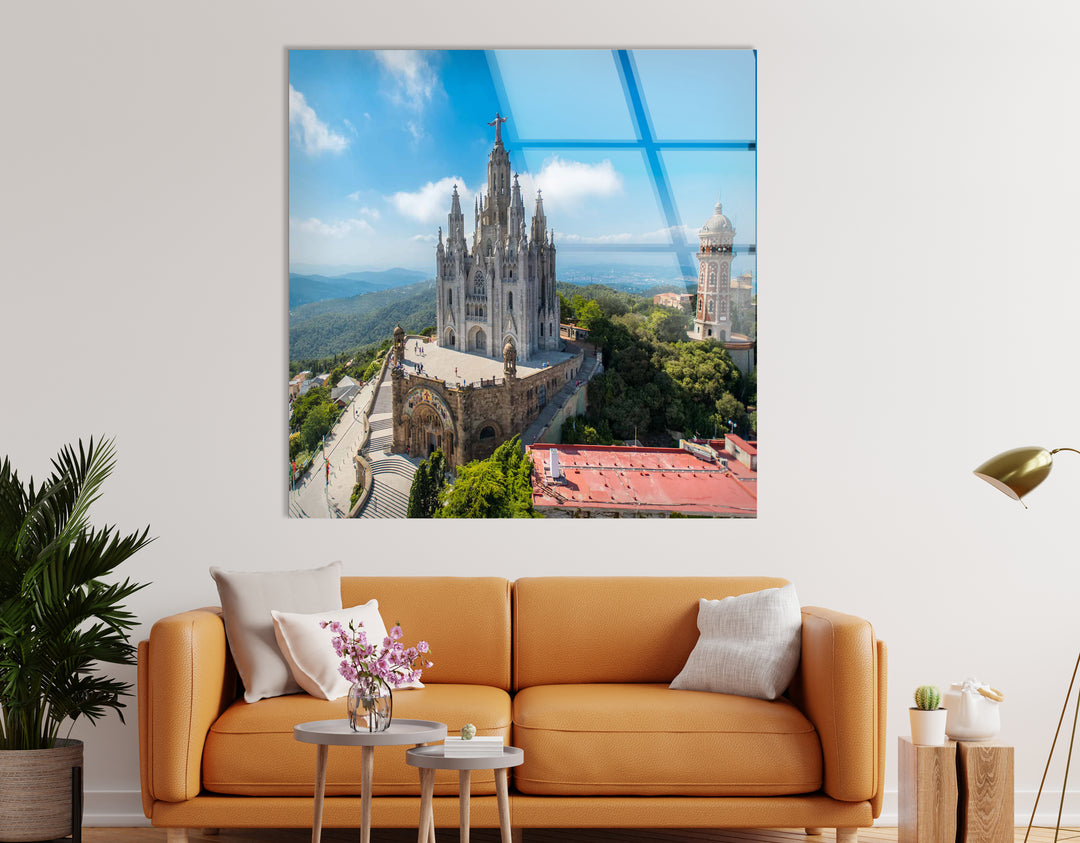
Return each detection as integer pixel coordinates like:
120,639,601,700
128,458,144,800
975,444,1080,842
910,685,947,746
320,618,432,732
461,722,477,740
0,437,152,842
945,678,1004,741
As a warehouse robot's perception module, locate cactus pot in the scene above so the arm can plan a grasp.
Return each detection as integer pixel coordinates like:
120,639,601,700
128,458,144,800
910,708,948,746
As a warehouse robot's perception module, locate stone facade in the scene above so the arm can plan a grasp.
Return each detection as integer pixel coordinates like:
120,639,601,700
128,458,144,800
435,114,560,362
391,351,584,469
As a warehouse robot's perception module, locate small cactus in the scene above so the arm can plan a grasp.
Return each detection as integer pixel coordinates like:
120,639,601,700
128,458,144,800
914,685,942,711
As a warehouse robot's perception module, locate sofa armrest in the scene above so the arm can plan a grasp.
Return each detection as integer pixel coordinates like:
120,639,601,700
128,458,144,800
138,607,238,807
787,606,887,808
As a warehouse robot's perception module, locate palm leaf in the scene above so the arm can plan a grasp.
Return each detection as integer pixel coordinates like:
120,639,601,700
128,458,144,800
0,437,151,750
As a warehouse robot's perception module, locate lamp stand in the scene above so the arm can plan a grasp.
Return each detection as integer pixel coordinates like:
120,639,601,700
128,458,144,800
1027,646,1080,842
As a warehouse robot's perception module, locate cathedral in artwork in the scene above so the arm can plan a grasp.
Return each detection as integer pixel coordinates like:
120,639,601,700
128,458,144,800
435,113,560,361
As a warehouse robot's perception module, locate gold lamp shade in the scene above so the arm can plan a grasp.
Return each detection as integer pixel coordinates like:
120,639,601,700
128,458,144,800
973,446,1054,501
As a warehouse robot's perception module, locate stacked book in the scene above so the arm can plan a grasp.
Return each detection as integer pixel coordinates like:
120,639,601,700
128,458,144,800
443,736,504,757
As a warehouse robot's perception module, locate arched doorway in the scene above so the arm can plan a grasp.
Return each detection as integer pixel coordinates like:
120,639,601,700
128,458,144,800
409,405,450,458
471,327,487,353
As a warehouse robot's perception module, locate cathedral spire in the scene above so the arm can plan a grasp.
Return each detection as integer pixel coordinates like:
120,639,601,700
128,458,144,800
448,184,466,249
530,189,547,244
508,174,524,248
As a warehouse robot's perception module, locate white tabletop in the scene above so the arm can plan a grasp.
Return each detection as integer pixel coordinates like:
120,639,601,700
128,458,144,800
406,744,524,771
294,718,447,747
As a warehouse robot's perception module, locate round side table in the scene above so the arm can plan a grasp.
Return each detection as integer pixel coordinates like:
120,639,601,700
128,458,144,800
294,718,447,843
406,744,524,843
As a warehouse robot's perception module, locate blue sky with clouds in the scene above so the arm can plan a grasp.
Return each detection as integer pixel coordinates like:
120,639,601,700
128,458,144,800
288,49,756,283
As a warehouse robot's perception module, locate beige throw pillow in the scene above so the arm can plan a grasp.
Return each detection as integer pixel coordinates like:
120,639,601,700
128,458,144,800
669,584,802,701
271,601,424,700
210,561,343,703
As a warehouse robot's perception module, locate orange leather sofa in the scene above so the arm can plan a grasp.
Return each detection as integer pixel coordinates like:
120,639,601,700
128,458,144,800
138,576,886,843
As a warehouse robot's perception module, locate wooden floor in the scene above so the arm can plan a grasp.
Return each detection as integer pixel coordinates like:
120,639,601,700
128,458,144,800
74,827,1080,842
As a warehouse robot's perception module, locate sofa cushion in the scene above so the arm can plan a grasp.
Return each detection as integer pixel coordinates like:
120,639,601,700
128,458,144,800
512,683,822,796
340,577,512,690
210,561,343,703
670,584,802,700
202,684,511,797
512,576,792,688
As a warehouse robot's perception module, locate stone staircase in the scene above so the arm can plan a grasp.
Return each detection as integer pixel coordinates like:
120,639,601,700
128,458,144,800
357,374,417,519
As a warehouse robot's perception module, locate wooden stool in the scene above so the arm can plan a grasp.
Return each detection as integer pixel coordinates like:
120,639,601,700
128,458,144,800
898,736,957,843
956,740,1013,843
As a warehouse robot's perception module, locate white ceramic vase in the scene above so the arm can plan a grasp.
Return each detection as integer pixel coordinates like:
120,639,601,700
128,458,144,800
910,708,948,746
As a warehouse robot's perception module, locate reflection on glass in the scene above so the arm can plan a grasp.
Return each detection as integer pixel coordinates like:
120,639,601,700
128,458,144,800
632,50,757,142
490,50,636,140
662,150,757,246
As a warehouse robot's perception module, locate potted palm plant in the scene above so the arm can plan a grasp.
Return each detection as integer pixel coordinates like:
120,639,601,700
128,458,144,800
0,437,151,842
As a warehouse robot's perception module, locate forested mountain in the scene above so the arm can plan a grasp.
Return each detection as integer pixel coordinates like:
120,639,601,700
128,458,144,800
288,268,429,309
289,280,436,361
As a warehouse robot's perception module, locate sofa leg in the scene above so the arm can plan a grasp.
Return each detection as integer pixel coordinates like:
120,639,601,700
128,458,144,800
510,828,523,843
835,829,858,843
166,830,190,843
805,831,825,837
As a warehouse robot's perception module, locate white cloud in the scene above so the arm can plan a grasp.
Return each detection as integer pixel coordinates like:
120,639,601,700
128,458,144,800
517,157,622,210
289,85,348,155
343,198,381,218
559,232,635,244
389,177,470,224
410,234,438,243
290,216,374,238
559,225,697,245
406,120,425,145
374,50,437,112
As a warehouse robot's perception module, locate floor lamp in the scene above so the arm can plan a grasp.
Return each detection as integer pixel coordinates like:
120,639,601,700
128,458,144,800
974,445,1080,842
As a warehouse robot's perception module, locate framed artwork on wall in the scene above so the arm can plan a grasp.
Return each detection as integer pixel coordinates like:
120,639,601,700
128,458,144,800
288,49,756,519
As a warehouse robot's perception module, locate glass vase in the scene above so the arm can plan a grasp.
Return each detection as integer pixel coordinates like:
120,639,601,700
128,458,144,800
347,675,393,732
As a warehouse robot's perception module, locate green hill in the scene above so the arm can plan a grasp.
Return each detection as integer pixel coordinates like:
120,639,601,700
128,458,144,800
289,280,436,361
288,268,428,309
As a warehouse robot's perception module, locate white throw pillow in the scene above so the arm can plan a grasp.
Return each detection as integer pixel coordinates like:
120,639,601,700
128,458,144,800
669,584,802,701
271,602,425,701
209,561,343,703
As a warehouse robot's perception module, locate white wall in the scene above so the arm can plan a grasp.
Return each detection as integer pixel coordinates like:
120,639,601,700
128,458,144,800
4,0,1080,827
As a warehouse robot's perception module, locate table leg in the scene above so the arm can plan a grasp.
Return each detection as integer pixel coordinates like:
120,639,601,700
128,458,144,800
312,743,329,843
360,745,374,843
495,768,512,843
418,767,435,843
458,769,471,843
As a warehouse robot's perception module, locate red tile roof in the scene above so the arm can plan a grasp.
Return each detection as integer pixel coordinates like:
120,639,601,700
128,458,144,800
528,443,757,517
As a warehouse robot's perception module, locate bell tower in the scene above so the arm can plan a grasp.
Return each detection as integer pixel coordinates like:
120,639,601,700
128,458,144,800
694,194,735,342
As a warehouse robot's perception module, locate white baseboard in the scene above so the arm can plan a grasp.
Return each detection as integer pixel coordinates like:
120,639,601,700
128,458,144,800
875,789,1080,829
84,791,150,827
81,787,1080,831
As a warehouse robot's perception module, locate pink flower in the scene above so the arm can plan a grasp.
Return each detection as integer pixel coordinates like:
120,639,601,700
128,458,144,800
324,620,433,687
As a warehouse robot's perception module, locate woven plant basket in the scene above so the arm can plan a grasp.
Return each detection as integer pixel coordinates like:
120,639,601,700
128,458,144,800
0,738,83,842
